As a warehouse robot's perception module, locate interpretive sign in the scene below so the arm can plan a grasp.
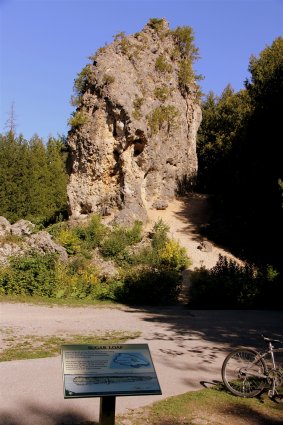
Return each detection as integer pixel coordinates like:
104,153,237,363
61,343,162,398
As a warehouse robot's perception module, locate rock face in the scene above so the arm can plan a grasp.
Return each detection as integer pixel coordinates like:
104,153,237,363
67,19,202,224
0,217,68,264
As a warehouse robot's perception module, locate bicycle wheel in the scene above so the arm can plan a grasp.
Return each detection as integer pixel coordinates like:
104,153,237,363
222,348,268,397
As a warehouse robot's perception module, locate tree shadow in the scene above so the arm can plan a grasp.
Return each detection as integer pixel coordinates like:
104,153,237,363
0,403,98,425
122,304,283,352
219,403,283,425
173,193,214,243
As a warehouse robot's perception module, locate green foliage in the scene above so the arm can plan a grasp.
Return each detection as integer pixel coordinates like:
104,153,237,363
131,219,188,274
155,55,172,73
0,253,58,297
115,267,181,305
132,96,144,120
178,58,195,92
102,74,115,85
154,86,171,101
0,133,68,225
76,214,107,250
113,31,126,41
100,221,142,258
73,65,94,95
151,219,170,250
246,37,283,103
197,86,252,193
189,255,283,309
172,26,199,60
159,240,190,271
52,214,107,255
0,216,189,305
148,18,167,35
54,228,82,255
147,105,179,134
68,110,89,128
197,37,283,271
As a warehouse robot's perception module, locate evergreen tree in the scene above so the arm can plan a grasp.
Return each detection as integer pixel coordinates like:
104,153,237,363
46,136,68,221
0,133,68,224
0,132,30,222
197,37,283,269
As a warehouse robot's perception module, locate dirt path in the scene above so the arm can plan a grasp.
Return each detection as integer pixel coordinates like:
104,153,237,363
146,194,240,270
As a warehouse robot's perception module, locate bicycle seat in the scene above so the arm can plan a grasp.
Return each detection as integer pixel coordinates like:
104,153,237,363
262,335,283,344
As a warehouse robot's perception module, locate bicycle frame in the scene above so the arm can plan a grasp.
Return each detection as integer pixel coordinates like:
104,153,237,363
251,340,283,397
257,342,283,366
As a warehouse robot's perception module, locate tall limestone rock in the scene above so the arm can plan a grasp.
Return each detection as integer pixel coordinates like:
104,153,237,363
67,19,202,223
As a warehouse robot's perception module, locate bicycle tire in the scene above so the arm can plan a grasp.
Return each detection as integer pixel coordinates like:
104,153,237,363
222,348,268,397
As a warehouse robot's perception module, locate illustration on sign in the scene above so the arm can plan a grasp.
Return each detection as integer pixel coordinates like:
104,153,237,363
61,343,161,398
111,352,150,368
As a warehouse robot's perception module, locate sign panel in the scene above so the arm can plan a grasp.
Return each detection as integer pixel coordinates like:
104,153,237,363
61,343,162,398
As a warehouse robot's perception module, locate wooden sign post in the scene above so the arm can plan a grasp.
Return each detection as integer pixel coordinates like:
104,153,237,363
99,396,116,425
61,343,161,424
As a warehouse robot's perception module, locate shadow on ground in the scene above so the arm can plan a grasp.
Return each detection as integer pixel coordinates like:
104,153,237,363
0,404,97,425
124,305,283,352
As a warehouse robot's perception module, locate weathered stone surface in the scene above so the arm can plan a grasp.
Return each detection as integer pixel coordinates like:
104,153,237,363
11,219,35,236
0,216,11,236
67,19,202,224
197,240,213,253
27,231,68,262
0,218,68,264
0,243,24,264
91,249,118,279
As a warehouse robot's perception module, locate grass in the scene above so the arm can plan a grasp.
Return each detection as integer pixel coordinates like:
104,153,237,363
116,387,283,425
0,293,122,308
0,330,141,362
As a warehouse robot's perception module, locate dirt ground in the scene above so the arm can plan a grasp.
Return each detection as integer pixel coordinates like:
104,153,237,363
146,194,241,270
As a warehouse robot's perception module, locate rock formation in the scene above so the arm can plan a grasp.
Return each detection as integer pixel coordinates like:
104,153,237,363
0,217,68,264
67,19,202,224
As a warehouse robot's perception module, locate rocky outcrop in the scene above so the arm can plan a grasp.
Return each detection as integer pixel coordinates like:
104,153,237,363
0,217,68,264
67,19,202,224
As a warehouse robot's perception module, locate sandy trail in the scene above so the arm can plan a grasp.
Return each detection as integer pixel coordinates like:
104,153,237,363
146,194,240,270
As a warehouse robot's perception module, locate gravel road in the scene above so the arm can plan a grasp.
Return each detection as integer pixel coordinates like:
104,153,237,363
1,302,283,425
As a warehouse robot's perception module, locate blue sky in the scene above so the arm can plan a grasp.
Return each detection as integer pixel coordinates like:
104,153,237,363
0,0,282,141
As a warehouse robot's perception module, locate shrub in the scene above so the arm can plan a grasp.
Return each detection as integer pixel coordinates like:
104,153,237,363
100,221,142,259
115,267,182,305
56,259,102,299
132,96,144,120
74,65,94,95
54,227,82,255
75,214,107,250
178,59,195,93
159,240,190,271
113,31,126,41
151,219,170,250
102,74,115,85
172,26,199,60
155,55,172,73
68,111,89,128
147,105,179,134
0,253,58,297
188,255,283,309
148,18,167,34
154,86,171,101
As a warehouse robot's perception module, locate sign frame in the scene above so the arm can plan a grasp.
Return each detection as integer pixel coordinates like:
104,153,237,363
61,343,162,399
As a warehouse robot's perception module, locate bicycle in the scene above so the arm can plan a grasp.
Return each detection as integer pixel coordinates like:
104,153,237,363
221,334,283,398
